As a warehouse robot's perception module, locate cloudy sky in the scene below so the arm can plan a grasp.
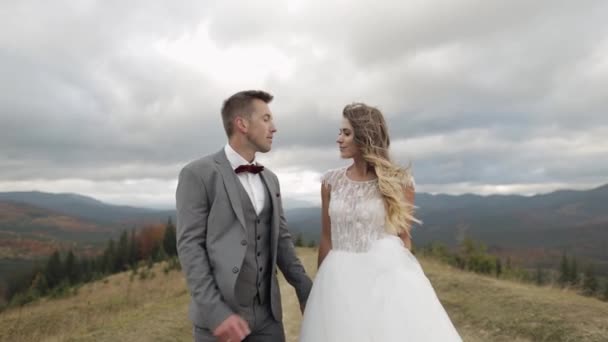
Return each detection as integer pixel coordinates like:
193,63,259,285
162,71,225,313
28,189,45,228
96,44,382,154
1,0,607,209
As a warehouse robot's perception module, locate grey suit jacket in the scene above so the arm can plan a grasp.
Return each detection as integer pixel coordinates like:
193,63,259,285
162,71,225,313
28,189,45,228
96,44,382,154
176,149,312,331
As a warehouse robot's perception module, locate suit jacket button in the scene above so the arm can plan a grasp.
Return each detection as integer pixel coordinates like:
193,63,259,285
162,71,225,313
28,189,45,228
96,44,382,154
232,267,239,273
241,240,247,246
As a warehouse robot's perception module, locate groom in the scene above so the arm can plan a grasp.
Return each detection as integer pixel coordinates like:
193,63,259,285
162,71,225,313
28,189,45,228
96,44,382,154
176,90,312,342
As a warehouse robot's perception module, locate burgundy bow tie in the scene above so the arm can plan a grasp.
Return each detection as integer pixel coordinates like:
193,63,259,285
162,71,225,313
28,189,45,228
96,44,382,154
235,164,264,174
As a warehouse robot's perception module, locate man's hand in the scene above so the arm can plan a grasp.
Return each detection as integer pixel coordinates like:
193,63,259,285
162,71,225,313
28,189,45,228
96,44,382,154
213,314,250,342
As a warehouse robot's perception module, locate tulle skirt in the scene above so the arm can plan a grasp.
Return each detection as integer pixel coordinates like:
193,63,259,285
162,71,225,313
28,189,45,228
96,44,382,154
299,236,462,342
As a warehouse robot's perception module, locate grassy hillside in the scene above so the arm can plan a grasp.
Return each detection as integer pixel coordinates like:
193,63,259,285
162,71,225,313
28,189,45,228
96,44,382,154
0,248,607,341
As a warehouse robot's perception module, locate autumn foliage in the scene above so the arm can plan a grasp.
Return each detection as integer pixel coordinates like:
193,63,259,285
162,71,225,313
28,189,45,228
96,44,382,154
1,217,177,309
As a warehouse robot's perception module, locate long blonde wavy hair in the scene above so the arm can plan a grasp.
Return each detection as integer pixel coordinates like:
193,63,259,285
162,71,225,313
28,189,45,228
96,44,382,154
343,103,419,237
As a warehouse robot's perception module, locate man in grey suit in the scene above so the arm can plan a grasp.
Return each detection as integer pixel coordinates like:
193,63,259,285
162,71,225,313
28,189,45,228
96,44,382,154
176,90,313,342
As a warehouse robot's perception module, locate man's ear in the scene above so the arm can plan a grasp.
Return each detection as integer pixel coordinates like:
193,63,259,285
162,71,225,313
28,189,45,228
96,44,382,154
234,116,249,133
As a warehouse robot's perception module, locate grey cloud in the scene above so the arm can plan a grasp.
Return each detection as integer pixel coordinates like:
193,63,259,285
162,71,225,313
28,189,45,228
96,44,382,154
1,0,608,202
391,126,608,186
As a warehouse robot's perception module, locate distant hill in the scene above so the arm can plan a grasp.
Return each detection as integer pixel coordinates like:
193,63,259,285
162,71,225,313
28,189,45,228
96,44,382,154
2,185,607,273
285,184,608,274
0,192,174,225
284,207,319,241
0,193,175,284
0,201,119,285
413,184,608,267
0,201,113,241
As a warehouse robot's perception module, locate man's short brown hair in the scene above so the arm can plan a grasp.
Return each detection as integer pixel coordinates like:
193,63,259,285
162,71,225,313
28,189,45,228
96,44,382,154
221,90,274,137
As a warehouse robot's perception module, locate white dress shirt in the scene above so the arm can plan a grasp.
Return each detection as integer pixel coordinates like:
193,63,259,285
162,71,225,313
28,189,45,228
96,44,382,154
224,144,267,215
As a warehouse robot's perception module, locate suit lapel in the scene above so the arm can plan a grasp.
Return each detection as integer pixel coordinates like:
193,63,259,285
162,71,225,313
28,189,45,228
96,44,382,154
214,150,246,231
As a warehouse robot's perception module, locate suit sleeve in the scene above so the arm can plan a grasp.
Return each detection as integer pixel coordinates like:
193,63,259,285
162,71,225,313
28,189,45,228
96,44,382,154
176,166,233,330
274,176,313,306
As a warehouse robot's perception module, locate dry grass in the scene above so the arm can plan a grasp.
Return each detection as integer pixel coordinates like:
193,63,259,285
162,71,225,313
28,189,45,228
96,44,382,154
0,265,192,342
424,258,608,342
0,248,607,341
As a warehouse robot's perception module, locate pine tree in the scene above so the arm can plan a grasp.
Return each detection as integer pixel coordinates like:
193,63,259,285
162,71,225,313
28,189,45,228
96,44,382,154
461,238,476,271
30,271,49,296
582,264,598,296
495,258,502,278
150,244,162,262
461,238,490,273
156,245,168,261
558,253,569,286
163,217,177,257
91,254,102,277
80,257,92,283
116,230,129,271
45,250,63,289
129,229,139,266
294,233,304,247
103,239,116,274
64,250,77,285
569,257,579,286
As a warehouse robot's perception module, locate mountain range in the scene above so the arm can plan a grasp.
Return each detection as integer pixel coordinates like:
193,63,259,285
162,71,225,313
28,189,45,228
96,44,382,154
286,184,608,273
1,184,607,273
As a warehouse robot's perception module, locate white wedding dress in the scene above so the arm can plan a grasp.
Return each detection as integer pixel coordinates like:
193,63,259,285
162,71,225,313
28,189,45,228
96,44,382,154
299,167,462,342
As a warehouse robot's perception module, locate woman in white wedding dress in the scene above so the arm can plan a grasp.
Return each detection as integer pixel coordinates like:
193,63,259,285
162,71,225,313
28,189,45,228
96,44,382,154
299,103,462,342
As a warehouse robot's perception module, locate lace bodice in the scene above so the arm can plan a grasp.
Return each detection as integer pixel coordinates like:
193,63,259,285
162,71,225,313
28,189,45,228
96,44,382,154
323,167,390,252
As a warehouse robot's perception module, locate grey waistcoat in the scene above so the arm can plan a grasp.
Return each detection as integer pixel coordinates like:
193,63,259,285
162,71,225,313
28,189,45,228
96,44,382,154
233,178,273,306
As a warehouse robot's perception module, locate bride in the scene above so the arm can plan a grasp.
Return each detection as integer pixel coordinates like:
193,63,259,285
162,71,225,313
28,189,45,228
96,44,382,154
299,103,462,341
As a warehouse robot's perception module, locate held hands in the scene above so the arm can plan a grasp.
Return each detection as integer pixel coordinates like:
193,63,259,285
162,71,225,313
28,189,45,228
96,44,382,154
213,314,251,342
